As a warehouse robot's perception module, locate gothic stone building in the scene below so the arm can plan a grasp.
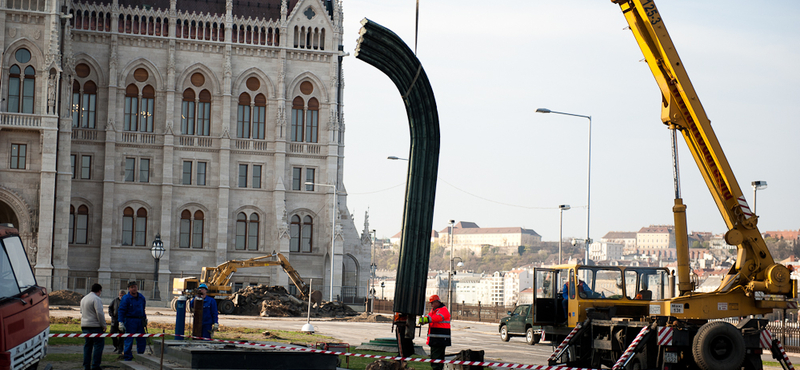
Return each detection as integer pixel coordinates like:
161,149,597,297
0,0,372,303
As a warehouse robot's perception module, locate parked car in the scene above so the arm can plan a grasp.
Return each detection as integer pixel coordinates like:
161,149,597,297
498,304,542,345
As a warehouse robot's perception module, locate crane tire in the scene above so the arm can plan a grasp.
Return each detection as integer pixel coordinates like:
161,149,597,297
218,299,235,314
692,321,745,370
170,297,178,312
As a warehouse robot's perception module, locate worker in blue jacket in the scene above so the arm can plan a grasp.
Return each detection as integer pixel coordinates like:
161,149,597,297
118,281,147,361
190,284,219,338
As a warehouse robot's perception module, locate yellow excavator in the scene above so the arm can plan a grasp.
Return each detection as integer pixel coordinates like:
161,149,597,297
171,252,316,314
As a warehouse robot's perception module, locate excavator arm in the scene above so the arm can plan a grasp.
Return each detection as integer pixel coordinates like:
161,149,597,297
201,253,310,299
612,0,793,298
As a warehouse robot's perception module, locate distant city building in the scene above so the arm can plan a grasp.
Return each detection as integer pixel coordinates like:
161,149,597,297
637,225,676,259
436,221,541,257
601,231,638,255
479,271,505,306
589,241,623,263
503,268,532,306
764,230,800,241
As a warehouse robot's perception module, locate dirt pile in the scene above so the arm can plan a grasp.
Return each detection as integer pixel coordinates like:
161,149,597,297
347,312,393,322
229,285,358,318
49,290,83,306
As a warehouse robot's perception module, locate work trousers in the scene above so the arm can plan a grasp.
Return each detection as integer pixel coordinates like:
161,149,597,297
82,327,104,370
430,345,446,370
122,318,146,361
110,321,123,352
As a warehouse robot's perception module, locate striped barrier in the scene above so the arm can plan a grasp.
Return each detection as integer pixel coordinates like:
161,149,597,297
547,322,583,362
50,333,164,338
49,331,601,370
611,326,650,370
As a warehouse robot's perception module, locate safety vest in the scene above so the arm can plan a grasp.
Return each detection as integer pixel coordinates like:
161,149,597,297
424,305,451,347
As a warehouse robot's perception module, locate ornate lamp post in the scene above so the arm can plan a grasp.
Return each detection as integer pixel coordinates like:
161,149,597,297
150,233,165,301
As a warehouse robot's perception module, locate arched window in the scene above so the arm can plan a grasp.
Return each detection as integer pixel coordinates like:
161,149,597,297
197,90,211,136
248,213,259,251
290,96,304,142
72,63,96,128
236,212,259,250
235,213,246,249
181,89,196,135
254,94,266,140
121,207,148,246
181,87,211,136
75,205,89,244
289,214,314,253
141,85,155,132
8,49,35,114
301,215,313,252
122,207,134,245
124,84,139,131
68,205,75,243
236,93,251,138
135,208,148,246
306,98,319,143
290,215,301,252
179,209,205,248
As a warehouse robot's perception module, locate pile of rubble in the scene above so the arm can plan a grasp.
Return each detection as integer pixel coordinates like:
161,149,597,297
229,285,358,318
49,290,83,306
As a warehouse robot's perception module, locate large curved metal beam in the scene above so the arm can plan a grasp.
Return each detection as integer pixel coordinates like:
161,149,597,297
355,18,440,317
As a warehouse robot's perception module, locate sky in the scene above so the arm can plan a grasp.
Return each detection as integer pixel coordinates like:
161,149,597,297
336,0,800,242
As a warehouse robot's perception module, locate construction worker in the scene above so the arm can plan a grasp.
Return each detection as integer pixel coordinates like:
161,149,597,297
417,294,451,370
190,283,219,338
118,281,147,361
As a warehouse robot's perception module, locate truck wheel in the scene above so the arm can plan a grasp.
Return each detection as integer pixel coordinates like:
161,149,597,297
692,321,745,370
500,325,510,342
625,353,647,370
218,299,235,314
526,327,540,345
170,297,178,312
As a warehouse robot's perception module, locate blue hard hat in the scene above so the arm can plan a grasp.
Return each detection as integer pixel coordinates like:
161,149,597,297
198,283,209,290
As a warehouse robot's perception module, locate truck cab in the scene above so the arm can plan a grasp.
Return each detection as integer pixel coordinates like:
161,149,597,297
532,265,671,328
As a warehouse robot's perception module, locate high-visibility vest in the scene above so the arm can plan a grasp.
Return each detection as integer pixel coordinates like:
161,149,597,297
424,305,451,346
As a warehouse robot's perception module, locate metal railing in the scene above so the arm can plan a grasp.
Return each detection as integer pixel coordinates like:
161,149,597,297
372,299,514,323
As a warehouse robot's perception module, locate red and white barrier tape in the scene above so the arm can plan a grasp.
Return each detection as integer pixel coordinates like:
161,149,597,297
50,333,164,338
765,330,795,370
612,326,650,370
547,323,582,362
51,331,597,369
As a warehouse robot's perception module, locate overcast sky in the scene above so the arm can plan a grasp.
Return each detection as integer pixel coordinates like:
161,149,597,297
337,0,800,242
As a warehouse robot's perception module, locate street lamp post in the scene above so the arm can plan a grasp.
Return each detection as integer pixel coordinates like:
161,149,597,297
380,281,385,300
536,108,592,264
150,234,165,301
751,181,767,214
370,229,377,313
447,220,455,308
306,182,338,301
558,205,571,264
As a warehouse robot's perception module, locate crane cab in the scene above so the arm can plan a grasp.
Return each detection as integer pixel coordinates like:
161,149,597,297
532,265,672,328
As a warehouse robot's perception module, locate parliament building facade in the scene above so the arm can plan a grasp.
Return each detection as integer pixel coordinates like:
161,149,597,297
0,0,371,303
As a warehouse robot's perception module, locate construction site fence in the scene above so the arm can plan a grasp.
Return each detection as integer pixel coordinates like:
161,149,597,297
371,299,516,323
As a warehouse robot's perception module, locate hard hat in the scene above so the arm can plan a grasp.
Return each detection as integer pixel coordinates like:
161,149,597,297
198,283,209,290
429,294,440,303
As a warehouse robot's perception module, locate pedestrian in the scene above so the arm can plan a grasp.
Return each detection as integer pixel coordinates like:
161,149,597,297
80,283,106,370
118,281,147,361
189,283,219,338
417,294,451,370
108,290,125,354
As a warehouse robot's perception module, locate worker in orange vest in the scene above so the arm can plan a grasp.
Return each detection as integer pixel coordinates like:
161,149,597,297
417,294,451,370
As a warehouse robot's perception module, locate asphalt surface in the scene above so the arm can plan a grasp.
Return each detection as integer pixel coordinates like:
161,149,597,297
49,305,799,369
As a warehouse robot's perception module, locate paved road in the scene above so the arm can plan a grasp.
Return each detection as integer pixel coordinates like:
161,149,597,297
50,306,799,368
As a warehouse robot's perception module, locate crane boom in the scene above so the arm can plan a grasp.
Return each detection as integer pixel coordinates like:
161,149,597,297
612,0,793,301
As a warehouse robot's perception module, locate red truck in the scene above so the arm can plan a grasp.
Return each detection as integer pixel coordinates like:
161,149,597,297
0,225,49,370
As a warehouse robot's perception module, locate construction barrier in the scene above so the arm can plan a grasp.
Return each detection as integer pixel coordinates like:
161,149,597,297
611,326,650,370
49,331,597,370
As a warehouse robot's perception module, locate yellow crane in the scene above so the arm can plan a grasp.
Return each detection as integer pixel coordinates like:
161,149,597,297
543,1,797,369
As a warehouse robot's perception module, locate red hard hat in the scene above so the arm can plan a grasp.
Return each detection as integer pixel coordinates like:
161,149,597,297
429,294,440,303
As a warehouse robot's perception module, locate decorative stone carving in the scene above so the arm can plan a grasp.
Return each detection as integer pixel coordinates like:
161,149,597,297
47,73,57,114
278,209,289,239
